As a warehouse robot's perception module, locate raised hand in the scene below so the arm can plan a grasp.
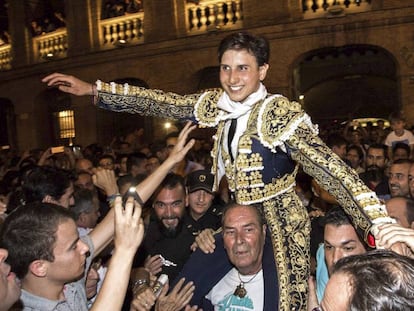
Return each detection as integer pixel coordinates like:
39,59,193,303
92,167,119,196
376,223,414,257
114,196,145,255
164,122,196,167
42,72,95,96
155,278,195,311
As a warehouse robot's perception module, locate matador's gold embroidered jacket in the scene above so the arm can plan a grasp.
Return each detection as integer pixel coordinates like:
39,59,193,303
96,82,391,245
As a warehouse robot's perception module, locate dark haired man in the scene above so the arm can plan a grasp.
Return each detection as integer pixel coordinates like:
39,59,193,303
1,203,93,310
313,206,367,302
346,144,365,174
392,141,411,161
388,158,413,198
136,173,194,282
23,165,75,208
43,31,391,310
359,143,390,199
126,152,148,177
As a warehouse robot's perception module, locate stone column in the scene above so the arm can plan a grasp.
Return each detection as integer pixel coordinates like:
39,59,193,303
7,1,31,67
65,0,100,56
288,0,304,21
243,0,291,28
143,0,178,42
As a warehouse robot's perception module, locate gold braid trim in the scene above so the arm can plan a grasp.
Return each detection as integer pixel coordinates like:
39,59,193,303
257,96,318,152
96,81,200,119
263,190,310,311
193,90,224,127
211,121,225,192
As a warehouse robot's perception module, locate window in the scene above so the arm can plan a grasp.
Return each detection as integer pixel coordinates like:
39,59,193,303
55,109,75,140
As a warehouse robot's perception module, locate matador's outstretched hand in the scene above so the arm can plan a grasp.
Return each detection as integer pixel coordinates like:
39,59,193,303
42,72,95,96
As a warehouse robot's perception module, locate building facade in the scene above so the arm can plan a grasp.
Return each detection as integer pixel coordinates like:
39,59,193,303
0,0,413,150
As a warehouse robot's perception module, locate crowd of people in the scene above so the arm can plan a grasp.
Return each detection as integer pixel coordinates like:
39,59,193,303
29,11,66,37
101,0,143,20
1,31,414,310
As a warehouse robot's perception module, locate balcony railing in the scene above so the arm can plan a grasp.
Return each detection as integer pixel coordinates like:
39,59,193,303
100,12,144,48
186,0,243,34
32,28,68,61
0,44,11,70
302,0,371,18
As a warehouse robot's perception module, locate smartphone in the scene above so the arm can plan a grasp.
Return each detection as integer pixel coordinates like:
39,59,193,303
51,146,65,154
1,145,10,150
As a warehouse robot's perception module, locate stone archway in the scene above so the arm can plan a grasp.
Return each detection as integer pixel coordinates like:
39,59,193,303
292,44,399,126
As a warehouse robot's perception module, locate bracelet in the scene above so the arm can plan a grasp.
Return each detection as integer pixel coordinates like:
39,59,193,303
132,279,149,287
91,83,98,106
131,279,149,294
91,83,96,96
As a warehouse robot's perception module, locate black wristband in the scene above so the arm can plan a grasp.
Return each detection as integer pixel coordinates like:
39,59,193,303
123,186,144,206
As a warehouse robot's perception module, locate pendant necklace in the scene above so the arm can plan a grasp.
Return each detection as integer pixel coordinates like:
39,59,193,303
233,270,260,298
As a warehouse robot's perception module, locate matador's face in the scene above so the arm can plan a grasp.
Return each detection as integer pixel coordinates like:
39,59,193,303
219,49,268,103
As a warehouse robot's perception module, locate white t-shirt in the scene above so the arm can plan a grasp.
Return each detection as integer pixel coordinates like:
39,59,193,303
384,129,414,147
206,267,264,311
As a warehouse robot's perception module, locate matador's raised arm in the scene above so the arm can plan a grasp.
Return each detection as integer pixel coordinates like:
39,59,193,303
256,96,393,247
96,80,200,120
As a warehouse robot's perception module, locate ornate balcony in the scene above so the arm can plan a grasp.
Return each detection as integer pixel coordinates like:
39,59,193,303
99,12,144,48
32,28,68,61
0,44,11,70
186,0,243,34
302,0,371,18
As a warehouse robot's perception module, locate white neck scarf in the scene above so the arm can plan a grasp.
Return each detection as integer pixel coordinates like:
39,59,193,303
217,83,268,120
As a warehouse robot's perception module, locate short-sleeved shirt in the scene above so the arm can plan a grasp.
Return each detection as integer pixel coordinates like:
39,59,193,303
384,129,414,148
20,235,94,311
206,267,264,311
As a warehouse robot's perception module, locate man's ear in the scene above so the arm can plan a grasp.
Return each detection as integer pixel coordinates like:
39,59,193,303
410,221,414,230
29,260,48,277
259,63,269,81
